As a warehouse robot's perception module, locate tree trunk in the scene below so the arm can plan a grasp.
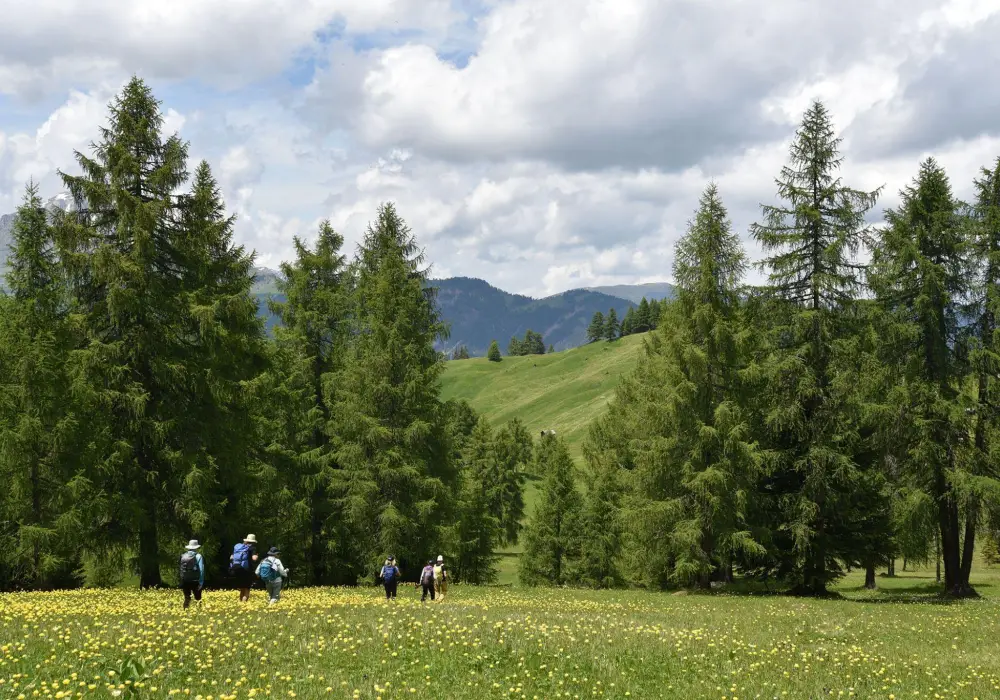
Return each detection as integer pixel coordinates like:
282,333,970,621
887,559,895,577
864,561,876,590
902,557,907,572
936,531,941,584
310,489,326,585
959,502,979,595
138,508,162,588
30,459,42,587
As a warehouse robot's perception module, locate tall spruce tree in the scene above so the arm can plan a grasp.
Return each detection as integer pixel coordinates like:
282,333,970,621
174,162,269,580
750,100,881,594
0,183,88,589
604,308,619,341
489,418,533,545
575,437,623,588
635,297,652,332
870,158,976,596
487,340,502,362
621,307,636,336
334,203,454,577
453,418,502,583
519,432,582,585
965,157,1000,589
266,221,350,584
57,77,191,587
587,312,605,343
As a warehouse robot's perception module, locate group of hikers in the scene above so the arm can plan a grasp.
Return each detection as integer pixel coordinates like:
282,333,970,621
379,555,449,602
177,534,448,608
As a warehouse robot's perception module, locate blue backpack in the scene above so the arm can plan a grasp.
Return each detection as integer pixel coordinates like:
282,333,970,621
382,565,398,583
259,558,279,582
232,542,252,570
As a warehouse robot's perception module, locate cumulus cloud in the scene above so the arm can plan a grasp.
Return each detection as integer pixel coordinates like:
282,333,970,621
3,0,1000,296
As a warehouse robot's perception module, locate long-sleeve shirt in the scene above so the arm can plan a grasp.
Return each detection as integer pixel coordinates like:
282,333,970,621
195,553,205,587
256,556,288,579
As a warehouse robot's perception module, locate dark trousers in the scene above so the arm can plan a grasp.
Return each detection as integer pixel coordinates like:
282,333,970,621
421,582,435,601
182,582,202,609
383,580,398,599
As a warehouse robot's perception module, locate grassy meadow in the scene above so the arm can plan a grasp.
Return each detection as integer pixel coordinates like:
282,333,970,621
3,561,1000,700
440,333,647,465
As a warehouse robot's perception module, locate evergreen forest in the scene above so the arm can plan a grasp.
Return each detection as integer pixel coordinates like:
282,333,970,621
4,79,1000,600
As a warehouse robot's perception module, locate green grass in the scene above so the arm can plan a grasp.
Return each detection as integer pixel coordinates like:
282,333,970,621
440,333,647,464
5,560,1000,699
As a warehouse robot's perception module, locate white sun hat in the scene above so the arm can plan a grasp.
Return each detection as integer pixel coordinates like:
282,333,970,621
186,540,201,550
244,534,257,543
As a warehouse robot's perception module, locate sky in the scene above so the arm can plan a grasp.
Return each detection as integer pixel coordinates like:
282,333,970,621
1,0,999,298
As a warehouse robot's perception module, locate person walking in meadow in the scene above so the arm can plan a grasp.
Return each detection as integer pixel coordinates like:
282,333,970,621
256,546,289,605
420,560,435,602
380,556,400,600
433,555,448,601
230,533,259,602
179,540,205,610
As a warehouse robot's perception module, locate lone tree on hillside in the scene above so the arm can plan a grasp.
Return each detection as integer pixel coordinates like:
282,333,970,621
487,340,502,362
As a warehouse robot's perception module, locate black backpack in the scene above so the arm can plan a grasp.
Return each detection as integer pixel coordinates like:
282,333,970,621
179,551,200,583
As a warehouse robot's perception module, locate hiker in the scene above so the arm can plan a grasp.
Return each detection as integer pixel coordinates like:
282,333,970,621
230,533,259,602
420,560,435,602
380,556,400,600
256,546,289,604
433,555,448,600
179,540,205,609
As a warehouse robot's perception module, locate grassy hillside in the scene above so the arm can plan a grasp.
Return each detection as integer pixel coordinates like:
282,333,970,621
440,331,647,463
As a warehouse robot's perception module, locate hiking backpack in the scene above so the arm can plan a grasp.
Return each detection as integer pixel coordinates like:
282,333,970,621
232,542,252,570
421,567,433,585
179,552,200,583
382,565,397,583
258,558,279,582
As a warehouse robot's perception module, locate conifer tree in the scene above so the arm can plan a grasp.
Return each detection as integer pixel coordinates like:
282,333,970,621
604,308,619,341
636,297,652,332
491,418,533,545
574,453,623,588
593,184,763,589
453,418,502,583
262,221,350,583
870,158,979,596
965,156,1000,588
649,299,662,329
508,336,522,356
519,433,582,585
334,203,454,577
548,344,555,354
57,77,191,587
487,340,502,362
587,312,605,343
172,162,269,579
750,100,881,594
621,307,636,336
0,183,89,589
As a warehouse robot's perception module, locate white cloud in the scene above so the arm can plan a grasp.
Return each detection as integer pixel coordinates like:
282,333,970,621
3,0,1000,298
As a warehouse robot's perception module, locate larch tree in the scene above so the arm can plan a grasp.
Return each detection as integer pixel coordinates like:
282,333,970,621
964,156,1000,589
870,157,977,596
334,203,455,578
57,77,191,588
519,432,582,586
265,221,351,584
750,100,881,595
0,183,90,589
604,308,619,341
174,161,269,580
587,311,605,342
